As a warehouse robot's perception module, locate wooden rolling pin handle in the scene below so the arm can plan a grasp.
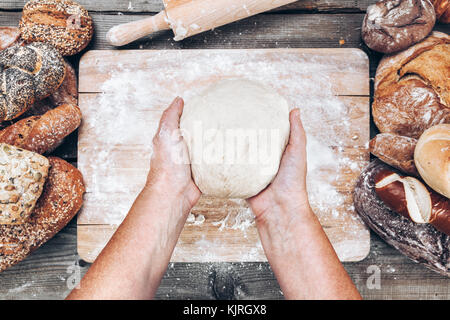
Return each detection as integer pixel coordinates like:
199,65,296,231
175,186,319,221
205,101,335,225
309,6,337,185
106,11,170,46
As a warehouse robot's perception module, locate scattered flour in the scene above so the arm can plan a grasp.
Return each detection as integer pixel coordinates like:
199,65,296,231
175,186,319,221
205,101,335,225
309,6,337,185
79,49,369,261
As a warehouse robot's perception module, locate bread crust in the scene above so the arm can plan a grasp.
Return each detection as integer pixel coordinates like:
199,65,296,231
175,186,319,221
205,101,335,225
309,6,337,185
354,160,449,276
19,0,94,56
0,42,66,121
0,27,20,51
414,124,450,198
370,133,418,176
0,157,85,272
362,0,436,54
0,104,82,154
373,32,450,139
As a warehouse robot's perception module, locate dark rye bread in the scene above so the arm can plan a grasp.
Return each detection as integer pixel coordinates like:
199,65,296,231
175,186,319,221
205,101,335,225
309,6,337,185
354,160,450,276
0,42,66,121
0,157,85,272
20,0,94,56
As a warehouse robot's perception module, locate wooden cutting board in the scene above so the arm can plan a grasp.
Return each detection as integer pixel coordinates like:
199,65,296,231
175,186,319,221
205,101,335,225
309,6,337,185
77,48,370,263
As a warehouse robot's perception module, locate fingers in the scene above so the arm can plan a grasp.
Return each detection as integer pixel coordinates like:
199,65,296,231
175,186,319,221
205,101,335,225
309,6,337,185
287,108,306,148
157,97,184,134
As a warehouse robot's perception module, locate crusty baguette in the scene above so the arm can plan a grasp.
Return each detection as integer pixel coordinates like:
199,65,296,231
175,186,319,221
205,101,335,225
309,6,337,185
0,157,85,272
369,133,418,176
414,124,450,198
0,104,82,154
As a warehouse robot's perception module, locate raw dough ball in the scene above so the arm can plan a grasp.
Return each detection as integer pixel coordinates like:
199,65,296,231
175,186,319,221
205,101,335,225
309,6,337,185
361,0,436,54
180,79,290,199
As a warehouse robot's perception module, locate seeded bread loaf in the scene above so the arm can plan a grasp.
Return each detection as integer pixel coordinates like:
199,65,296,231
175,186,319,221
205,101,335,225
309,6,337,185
0,143,49,225
0,42,66,121
20,0,94,56
0,157,85,272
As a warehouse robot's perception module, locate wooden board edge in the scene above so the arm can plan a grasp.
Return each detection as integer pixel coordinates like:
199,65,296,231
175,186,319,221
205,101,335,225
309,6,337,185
77,223,371,263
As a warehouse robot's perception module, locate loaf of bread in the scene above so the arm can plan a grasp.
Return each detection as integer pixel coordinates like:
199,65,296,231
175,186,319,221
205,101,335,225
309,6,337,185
0,27,20,51
0,157,85,272
20,0,94,56
373,32,450,139
414,124,450,198
0,143,49,225
0,104,82,154
362,0,436,54
431,0,450,22
374,168,450,235
369,133,418,176
26,60,78,117
354,160,449,276
0,42,66,121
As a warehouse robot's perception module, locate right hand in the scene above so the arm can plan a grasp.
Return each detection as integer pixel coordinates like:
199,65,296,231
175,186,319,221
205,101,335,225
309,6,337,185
247,108,311,224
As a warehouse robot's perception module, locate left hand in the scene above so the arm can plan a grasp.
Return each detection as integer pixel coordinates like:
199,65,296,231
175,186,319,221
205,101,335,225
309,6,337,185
145,97,201,213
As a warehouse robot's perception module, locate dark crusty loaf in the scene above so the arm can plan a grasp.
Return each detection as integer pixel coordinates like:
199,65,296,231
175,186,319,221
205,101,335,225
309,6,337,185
0,157,85,272
0,104,82,154
354,160,450,276
362,0,436,54
20,0,94,56
0,42,66,121
373,32,450,139
431,0,450,23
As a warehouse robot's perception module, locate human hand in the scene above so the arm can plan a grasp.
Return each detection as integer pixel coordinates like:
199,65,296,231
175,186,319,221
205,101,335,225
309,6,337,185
248,108,311,224
145,97,201,213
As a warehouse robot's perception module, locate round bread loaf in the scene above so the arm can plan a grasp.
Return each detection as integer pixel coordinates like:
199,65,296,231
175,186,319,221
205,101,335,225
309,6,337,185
0,42,66,121
414,124,450,198
0,157,85,272
362,0,436,54
373,32,450,139
19,0,94,56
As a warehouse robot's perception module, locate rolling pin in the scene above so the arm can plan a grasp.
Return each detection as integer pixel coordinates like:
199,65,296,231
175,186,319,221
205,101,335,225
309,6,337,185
106,0,297,46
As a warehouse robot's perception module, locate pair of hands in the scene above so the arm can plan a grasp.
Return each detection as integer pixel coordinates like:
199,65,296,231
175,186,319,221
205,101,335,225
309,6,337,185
147,97,310,224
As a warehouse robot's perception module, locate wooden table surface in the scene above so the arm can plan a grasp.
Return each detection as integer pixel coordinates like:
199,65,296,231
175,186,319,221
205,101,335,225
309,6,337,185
0,0,449,300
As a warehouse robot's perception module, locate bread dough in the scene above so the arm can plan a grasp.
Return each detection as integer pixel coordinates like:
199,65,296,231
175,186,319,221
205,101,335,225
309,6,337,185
180,79,290,198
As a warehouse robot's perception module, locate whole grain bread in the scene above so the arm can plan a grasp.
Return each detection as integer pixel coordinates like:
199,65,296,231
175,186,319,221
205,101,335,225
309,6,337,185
0,143,49,224
19,0,94,56
0,42,66,121
0,157,85,272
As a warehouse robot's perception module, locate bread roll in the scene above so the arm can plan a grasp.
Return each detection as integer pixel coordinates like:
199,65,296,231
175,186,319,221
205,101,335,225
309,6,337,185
0,157,85,272
0,143,49,224
362,0,436,54
369,133,418,176
374,168,450,235
373,32,450,139
414,124,450,198
0,42,66,121
20,0,94,56
0,104,82,154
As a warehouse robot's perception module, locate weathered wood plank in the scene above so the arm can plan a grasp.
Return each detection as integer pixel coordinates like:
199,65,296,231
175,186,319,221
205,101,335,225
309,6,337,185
0,228,449,300
0,0,379,13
